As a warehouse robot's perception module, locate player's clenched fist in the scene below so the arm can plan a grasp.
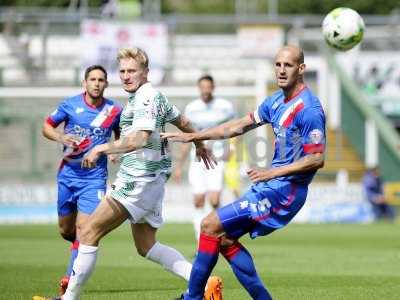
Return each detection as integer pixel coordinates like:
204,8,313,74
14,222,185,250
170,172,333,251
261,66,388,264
81,147,100,169
60,133,81,148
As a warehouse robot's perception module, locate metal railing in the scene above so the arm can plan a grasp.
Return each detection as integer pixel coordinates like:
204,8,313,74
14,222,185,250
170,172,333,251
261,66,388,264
326,49,400,182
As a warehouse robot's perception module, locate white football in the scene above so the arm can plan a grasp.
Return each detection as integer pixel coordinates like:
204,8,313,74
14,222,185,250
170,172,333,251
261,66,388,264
322,7,365,51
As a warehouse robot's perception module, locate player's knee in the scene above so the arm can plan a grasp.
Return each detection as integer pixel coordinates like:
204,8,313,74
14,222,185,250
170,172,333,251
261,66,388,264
134,238,155,257
210,201,220,210
194,201,204,209
79,222,100,245
59,226,75,242
193,197,205,208
135,245,148,257
200,215,219,236
220,236,236,248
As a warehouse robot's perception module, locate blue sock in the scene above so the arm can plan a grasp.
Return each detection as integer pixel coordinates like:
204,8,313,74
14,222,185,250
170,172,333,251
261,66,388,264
66,240,79,277
221,242,272,300
185,233,220,300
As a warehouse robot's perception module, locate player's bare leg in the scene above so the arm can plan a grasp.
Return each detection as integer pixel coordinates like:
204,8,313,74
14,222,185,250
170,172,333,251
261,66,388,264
200,211,224,236
132,222,192,281
58,213,77,243
193,193,206,241
207,191,221,209
62,196,129,300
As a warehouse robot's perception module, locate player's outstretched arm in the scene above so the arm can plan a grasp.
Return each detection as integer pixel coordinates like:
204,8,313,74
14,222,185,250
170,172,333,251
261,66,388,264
247,153,325,183
170,115,217,170
82,130,151,168
162,114,258,143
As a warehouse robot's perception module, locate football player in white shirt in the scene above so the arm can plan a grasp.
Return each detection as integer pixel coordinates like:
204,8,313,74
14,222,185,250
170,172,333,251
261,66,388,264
34,48,218,300
174,75,236,241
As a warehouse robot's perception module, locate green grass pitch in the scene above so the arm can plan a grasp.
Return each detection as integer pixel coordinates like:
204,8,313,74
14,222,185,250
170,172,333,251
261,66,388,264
1,222,399,299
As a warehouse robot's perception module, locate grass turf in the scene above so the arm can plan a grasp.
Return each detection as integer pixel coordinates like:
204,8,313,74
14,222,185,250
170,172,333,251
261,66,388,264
0,222,399,299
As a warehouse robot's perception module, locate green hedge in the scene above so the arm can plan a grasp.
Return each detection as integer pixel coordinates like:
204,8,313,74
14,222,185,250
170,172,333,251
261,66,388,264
0,0,102,7
2,0,399,14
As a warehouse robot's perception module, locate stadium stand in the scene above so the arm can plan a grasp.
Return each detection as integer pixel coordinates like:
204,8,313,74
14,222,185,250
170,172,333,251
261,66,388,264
0,9,399,187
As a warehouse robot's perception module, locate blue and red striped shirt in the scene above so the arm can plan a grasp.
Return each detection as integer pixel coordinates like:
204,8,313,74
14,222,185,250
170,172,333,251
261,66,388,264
47,93,122,180
252,86,326,185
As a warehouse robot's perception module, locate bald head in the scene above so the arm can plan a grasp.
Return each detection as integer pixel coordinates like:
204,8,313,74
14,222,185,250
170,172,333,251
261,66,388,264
274,45,306,92
277,45,304,65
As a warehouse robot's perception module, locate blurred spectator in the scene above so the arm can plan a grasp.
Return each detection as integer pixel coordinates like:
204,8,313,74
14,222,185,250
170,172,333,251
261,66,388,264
362,167,396,221
173,74,236,241
362,66,380,95
101,0,119,18
336,168,349,190
224,137,249,198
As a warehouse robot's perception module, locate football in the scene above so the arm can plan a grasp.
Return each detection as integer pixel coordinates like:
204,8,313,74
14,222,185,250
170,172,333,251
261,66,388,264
322,7,365,51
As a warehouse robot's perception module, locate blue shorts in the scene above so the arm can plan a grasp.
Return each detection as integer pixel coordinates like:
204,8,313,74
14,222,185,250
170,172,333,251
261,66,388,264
217,179,308,239
57,177,106,216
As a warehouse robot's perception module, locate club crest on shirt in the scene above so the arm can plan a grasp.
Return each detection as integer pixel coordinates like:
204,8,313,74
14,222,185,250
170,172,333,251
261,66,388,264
144,105,157,118
143,98,151,106
75,107,84,114
239,200,249,209
274,126,286,138
309,129,323,144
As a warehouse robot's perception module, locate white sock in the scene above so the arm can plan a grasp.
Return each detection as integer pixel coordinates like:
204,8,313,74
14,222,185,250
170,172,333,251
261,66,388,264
145,241,192,281
193,207,205,241
62,244,98,300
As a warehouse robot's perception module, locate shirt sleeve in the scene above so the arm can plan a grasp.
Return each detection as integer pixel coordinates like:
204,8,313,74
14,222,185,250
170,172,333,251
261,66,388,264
298,107,326,154
251,97,271,125
227,101,237,120
183,102,193,121
165,99,181,123
46,100,69,127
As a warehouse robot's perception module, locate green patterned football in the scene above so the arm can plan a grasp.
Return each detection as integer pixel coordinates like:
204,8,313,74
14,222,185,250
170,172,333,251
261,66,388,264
322,7,365,51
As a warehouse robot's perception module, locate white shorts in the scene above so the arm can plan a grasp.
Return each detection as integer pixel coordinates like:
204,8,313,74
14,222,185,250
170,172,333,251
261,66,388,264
110,174,166,228
188,161,225,194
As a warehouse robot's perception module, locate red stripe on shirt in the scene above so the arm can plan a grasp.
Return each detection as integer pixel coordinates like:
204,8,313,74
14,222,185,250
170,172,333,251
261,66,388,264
77,137,91,151
63,137,91,159
83,93,104,109
46,117,58,128
303,143,325,154
58,159,66,172
284,85,306,103
101,106,121,128
282,102,304,128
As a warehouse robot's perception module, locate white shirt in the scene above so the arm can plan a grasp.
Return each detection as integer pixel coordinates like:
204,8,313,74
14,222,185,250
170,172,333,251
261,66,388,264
184,97,235,160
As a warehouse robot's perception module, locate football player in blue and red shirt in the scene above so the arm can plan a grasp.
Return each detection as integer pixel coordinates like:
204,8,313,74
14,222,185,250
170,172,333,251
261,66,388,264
164,45,326,300
42,65,122,295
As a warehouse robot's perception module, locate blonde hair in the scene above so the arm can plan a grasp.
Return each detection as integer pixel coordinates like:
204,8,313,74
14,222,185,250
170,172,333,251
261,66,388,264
117,47,149,69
